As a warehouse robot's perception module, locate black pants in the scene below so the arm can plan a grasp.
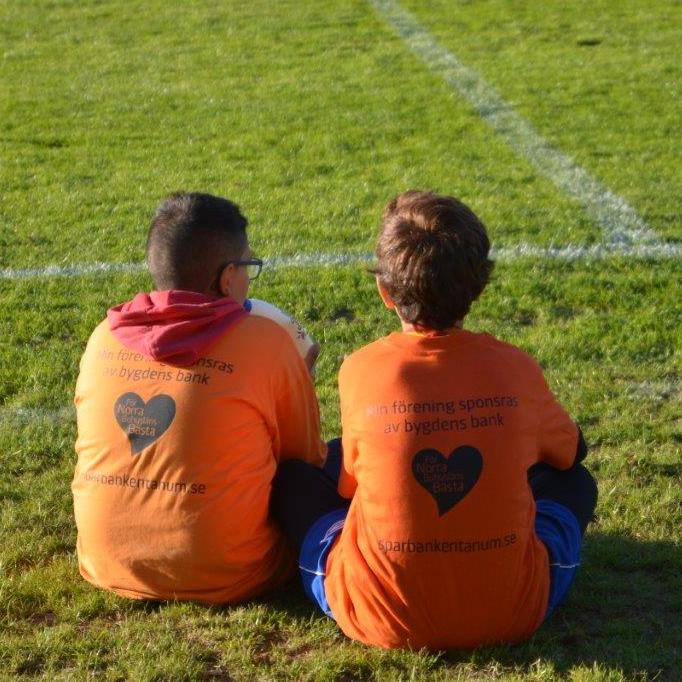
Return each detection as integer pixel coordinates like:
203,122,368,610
271,439,598,552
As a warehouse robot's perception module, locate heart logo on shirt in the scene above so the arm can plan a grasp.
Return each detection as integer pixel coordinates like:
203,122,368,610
114,392,176,455
412,446,483,516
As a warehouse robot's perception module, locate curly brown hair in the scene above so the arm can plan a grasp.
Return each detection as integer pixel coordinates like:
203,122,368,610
374,190,494,331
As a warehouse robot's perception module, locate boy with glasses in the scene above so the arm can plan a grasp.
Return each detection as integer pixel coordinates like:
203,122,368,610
73,192,325,604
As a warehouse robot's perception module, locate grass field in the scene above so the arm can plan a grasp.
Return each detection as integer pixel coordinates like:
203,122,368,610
1,0,681,679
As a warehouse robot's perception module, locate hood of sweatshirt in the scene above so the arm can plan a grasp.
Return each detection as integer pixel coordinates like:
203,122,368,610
107,290,248,366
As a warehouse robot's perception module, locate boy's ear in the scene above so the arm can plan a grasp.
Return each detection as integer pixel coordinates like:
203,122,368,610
376,277,396,310
218,263,236,297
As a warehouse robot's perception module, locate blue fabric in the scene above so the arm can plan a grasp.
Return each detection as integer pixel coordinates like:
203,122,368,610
535,498,583,619
299,508,347,618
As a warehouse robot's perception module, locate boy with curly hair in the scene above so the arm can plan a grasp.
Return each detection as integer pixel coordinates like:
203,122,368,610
272,190,597,649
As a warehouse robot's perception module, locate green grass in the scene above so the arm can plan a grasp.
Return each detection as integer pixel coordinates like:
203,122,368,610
1,0,681,679
401,0,682,243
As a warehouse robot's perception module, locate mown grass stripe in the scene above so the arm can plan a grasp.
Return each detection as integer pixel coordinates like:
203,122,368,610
368,0,659,247
2,242,680,281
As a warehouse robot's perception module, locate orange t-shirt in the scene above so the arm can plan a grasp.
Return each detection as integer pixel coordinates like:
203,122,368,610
72,315,325,603
325,330,578,649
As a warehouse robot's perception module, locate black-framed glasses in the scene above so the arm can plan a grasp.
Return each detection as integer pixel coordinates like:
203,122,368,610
229,258,263,281
211,258,263,293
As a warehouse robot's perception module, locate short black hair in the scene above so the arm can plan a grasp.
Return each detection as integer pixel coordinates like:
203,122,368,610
375,190,494,330
146,192,248,292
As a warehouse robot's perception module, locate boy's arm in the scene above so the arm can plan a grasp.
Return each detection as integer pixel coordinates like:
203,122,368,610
574,427,588,464
337,360,359,499
271,334,326,467
537,374,585,470
337,434,358,499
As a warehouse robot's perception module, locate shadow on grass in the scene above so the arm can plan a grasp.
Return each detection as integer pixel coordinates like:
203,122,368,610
443,532,682,680
249,533,681,680
239,577,315,619
112,532,679,679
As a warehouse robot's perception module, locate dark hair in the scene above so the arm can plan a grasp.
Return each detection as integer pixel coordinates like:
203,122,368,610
146,192,248,292
374,190,494,331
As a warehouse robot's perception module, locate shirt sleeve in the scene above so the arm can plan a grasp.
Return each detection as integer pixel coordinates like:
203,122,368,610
271,333,325,467
338,438,358,498
337,359,358,499
536,373,579,470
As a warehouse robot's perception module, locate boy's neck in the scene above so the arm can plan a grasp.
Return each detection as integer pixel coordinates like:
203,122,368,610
399,319,463,336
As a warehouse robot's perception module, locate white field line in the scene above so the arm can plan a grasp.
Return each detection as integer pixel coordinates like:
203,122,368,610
625,380,681,402
0,406,74,423
3,377,679,426
368,0,660,247
0,261,147,280
1,241,681,281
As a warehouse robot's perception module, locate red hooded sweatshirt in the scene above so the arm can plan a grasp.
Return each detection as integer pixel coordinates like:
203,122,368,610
106,290,248,365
